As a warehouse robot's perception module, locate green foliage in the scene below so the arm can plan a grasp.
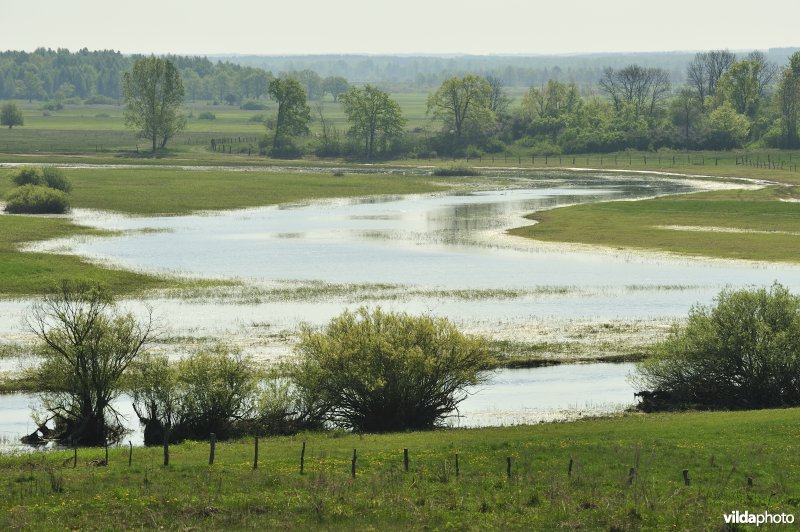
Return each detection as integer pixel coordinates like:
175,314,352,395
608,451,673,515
173,346,257,440
635,284,800,409
340,85,406,159
1,101,24,128
292,308,491,432
432,164,481,177
4,185,69,214
197,111,216,120
26,281,154,444
123,57,186,152
427,75,495,150
268,77,311,153
705,103,750,149
9,166,71,192
240,100,267,110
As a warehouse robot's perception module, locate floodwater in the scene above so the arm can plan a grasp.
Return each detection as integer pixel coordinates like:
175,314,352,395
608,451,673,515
2,169,799,448
0,364,634,451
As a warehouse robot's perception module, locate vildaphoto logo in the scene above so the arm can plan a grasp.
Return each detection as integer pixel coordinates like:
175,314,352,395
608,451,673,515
723,511,795,526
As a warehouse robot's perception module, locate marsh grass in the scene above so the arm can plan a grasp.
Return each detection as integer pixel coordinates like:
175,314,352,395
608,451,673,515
510,186,800,262
0,408,798,529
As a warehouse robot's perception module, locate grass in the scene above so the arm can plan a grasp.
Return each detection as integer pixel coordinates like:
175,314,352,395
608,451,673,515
0,215,178,296
1,408,798,529
509,186,800,263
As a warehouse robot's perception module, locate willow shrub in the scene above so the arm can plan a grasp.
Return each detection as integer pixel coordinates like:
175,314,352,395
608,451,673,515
4,184,70,214
292,308,492,432
635,283,800,410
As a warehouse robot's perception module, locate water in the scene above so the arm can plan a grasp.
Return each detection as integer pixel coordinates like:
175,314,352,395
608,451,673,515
1,170,798,447
0,364,634,450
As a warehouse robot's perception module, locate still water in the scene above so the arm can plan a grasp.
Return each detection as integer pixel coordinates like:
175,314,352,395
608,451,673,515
0,364,635,451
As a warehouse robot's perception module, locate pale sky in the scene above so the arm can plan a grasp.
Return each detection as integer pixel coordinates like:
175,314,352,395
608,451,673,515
2,0,798,56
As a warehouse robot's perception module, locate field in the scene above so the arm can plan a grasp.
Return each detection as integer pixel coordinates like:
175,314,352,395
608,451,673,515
1,408,798,529
509,186,800,263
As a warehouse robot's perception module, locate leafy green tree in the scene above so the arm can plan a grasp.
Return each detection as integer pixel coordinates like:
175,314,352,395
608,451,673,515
26,281,154,445
322,76,350,102
427,75,495,147
268,77,311,154
776,52,800,148
635,284,800,410
0,101,23,128
716,61,761,118
292,308,491,432
340,85,406,159
122,57,186,152
670,88,703,147
705,103,750,149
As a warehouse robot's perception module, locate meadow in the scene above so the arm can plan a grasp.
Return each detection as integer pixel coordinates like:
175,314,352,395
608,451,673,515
509,186,800,263
1,408,798,529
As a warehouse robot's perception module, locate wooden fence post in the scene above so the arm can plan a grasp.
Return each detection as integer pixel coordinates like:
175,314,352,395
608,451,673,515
507,457,512,479
682,469,690,486
209,433,216,466
129,441,133,467
404,448,409,472
568,458,573,478
628,467,636,485
300,441,306,474
254,437,259,470
455,454,460,478
351,449,357,479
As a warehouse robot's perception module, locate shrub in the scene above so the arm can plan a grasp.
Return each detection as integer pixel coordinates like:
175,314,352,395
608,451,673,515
10,166,42,186
241,100,267,110
10,166,72,192
292,308,491,432
634,284,800,410
4,185,70,214
83,94,116,105
40,167,72,192
432,164,482,177
173,346,257,440
197,111,216,120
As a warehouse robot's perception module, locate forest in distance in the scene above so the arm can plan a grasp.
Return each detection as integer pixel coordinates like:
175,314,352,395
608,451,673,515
3,46,800,159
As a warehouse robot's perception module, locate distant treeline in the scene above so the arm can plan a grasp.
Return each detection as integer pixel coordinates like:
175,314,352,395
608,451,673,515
3,48,800,106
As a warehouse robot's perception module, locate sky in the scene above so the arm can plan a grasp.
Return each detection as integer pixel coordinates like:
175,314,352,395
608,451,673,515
2,0,799,56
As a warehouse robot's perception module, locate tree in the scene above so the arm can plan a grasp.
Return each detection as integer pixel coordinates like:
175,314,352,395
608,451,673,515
340,85,406,159
716,61,761,118
427,75,495,147
599,65,671,119
670,88,702,147
322,76,350,102
686,50,736,103
122,57,186,152
26,281,154,445
0,102,23,129
486,75,511,115
705,103,750,149
634,284,800,410
776,52,800,148
746,50,778,97
268,77,311,154
292,308,491,432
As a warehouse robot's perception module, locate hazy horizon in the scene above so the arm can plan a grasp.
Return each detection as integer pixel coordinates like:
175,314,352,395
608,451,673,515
2,0,798,57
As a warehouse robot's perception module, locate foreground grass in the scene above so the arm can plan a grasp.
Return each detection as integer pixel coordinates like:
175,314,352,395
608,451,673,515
509,186,800,263
1,409,798,529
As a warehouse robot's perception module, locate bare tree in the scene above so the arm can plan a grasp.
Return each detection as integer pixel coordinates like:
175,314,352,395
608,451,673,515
746,51,779,96
600,65,671,118
486,75,511,115
26,281,154,445
686,50,736,103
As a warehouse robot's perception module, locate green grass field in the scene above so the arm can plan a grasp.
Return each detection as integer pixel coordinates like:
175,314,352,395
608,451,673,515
509,187,800,263
1,408,798,529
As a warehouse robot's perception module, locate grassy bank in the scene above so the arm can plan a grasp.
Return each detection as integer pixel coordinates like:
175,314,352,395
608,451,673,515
1,408,798,529
509,186,800,263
